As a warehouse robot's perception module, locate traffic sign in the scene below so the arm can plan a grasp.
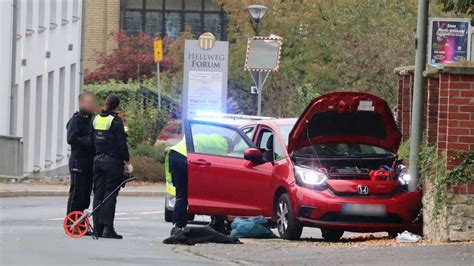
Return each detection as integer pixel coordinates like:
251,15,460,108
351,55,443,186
154,40,163,63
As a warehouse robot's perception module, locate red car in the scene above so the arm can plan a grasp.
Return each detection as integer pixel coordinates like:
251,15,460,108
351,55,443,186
183,92,422,240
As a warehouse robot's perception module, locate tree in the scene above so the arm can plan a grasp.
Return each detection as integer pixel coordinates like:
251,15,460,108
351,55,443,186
438,0,474,14
85,32,174,84
220,0,418,116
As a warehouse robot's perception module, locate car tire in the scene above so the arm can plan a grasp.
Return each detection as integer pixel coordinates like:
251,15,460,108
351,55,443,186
164,208,173,222
321,229,344,241
275,193,303,240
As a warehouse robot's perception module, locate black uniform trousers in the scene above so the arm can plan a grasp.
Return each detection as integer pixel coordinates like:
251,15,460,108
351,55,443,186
92,154,124,227
67,155,93,214
170,151,188,228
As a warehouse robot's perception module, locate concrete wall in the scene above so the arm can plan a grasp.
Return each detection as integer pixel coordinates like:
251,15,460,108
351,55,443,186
0,0,83,177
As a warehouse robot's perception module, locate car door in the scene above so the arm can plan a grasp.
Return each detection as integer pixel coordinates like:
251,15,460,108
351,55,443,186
184,120,273,217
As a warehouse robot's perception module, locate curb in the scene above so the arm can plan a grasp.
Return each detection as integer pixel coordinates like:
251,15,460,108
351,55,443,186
0,191,167,197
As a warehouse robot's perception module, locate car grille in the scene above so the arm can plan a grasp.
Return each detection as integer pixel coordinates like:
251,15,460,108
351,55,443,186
318,212,404,224
330,190,395,199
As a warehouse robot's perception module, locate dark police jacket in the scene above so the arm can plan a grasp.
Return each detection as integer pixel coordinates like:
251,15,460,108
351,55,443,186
66,110,94,159
92,111,130,162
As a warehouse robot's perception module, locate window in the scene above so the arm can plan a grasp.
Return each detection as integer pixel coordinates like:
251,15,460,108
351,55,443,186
121,0,227,40
50,0,57,28
38,0,46,31
257,128,286,162
72,0,79,18
61,0,68,24
277,124,294,146
26,0,33,32
241,126,256,140
190,123,251,158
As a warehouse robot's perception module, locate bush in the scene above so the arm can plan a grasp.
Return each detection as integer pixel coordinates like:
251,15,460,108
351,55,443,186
130,156,165,182
130,143,167,182
131,143,166,163
123,98,168,148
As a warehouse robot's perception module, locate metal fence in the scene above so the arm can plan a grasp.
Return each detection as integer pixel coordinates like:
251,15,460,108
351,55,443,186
0,135,23,179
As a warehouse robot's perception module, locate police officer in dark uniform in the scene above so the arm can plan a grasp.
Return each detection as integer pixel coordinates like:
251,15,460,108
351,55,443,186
66,91,96,214
91,94,133,239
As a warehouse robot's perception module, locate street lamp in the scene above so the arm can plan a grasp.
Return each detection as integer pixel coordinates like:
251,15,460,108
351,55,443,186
247,4,268,36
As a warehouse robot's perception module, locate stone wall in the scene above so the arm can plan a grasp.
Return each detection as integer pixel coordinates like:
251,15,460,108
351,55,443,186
395,62,474,242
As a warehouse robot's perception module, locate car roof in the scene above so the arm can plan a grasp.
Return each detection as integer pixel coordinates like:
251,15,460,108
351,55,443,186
241,118,297,128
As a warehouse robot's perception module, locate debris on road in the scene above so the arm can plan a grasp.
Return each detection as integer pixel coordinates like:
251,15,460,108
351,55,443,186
163,226,242,245
396,231,422,243
231,216,277,239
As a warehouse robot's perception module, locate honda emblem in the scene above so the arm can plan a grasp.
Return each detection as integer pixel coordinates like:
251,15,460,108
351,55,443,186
357,185,369,195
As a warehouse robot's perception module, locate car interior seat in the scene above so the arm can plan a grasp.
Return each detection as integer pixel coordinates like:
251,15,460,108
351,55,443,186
262,135,274,162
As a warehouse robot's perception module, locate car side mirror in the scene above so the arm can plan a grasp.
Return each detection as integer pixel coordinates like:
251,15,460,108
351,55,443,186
244,148,264,164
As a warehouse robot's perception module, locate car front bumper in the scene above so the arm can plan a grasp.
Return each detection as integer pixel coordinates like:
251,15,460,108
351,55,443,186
293,186,422,233
165,194,176,211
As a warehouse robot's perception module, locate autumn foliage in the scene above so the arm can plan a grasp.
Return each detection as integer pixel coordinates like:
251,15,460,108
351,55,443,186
85,32,174,84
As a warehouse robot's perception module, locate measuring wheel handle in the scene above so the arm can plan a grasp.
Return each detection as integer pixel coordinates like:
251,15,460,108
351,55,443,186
63,210,90,238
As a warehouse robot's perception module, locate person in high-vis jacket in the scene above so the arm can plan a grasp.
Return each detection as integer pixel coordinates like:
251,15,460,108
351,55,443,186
166,133,229,236
66,92,96,214
91,94,133,239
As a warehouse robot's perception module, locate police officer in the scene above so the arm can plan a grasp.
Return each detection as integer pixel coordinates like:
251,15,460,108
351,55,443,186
166,133,230,235
92,94,133,239
66,92,96,214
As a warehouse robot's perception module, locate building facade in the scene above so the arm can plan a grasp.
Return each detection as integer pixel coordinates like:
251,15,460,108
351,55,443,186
84,0,227,70
0,0,84,178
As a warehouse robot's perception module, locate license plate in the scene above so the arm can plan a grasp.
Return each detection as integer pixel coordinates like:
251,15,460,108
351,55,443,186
341,203,386,217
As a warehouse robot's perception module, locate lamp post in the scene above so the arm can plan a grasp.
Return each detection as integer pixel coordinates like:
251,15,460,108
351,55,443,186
247,4,268,116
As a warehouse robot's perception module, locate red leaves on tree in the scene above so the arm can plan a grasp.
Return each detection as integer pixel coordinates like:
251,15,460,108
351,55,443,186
85,31,174,84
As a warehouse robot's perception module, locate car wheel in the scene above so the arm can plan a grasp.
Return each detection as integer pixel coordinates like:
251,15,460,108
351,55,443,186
275,193,302,240
164,208,173,222
321,229,344,241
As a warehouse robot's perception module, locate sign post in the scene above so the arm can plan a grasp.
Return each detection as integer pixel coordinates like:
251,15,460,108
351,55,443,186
153,39,164,109
244,36,283,116
182,33,229,120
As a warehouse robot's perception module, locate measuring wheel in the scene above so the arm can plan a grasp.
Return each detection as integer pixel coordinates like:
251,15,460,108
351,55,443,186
63,211,90,238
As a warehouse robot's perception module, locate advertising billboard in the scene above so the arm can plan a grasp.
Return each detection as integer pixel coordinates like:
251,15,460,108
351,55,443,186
428,18,471,66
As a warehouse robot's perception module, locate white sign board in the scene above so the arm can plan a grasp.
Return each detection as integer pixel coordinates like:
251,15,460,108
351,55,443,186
183,34,228,120
244,36,283,72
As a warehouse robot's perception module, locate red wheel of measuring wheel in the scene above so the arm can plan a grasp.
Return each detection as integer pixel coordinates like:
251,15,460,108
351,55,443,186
63,211,90,238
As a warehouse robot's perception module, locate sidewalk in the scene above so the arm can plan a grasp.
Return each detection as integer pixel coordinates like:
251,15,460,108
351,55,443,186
0,181,166,197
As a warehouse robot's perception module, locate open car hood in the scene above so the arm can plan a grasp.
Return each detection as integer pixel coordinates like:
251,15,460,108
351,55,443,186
287,92,401,154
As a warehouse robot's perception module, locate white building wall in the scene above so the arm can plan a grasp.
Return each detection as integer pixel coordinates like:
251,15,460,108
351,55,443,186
0,1,14,136
2,0,83,176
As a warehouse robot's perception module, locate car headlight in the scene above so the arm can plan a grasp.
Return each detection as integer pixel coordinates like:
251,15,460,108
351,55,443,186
294,165,328,186
398,169,411,185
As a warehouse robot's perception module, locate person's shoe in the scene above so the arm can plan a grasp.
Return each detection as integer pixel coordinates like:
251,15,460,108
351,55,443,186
170,226,189,236
102,227,123,239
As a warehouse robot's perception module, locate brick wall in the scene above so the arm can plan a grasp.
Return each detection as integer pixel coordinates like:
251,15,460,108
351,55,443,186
396,62,474,242
83,0,121,71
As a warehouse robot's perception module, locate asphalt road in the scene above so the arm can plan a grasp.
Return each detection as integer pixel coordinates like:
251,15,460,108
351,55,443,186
1,196,473,265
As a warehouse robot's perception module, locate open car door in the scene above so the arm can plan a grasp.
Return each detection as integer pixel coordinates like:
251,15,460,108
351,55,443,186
183,120,272,217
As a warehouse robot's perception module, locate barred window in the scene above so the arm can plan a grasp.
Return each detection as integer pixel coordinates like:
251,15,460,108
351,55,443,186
121,0,227,40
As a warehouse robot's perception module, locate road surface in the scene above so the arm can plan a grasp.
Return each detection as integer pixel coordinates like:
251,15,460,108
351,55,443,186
1,196,473,265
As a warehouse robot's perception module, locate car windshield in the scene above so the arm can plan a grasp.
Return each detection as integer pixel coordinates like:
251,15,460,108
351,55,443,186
277,124,294,146
294,143,394,158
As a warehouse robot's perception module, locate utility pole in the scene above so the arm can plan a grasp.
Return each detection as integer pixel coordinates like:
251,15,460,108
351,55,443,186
408,0,429,192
